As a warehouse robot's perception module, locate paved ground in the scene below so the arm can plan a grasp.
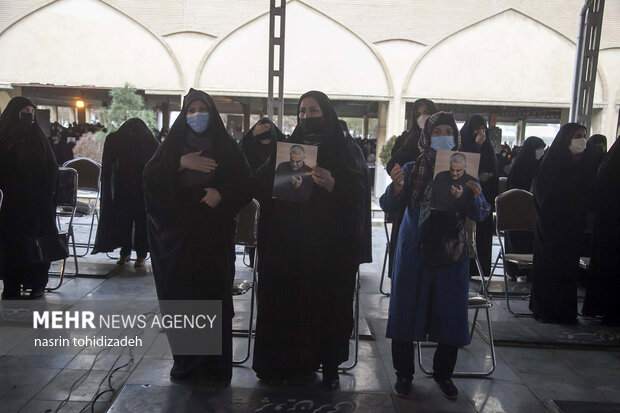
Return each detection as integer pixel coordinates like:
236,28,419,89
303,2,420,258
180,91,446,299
0,215,619,412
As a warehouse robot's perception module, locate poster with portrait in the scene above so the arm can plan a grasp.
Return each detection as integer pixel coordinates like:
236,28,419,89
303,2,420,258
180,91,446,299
272,142,318,202
431,150,481,212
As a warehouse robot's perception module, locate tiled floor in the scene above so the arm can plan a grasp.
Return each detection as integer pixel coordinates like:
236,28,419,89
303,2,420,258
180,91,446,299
1,218,619,412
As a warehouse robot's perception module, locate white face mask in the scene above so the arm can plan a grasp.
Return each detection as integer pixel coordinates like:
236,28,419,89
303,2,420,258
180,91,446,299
535,148,545,160
417,114,430,129
569,138,586,155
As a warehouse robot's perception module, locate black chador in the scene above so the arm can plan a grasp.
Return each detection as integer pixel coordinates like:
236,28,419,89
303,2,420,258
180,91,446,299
0,97,58,298
92,118,159,258
582,137,620,325
252,91,365,384
529,123,595,324
459,115,498,278
143,89,251,381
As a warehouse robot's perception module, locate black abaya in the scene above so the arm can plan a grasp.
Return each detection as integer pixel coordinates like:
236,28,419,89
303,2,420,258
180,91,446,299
0,97,58,296
529,123,594,323
340,119,372,265
240,118,284,271
582,137,620,324
252,91,365,380
92,119,159,256
460,115,498,278
143,89,251,380
385,99,439,278
505,136,546,278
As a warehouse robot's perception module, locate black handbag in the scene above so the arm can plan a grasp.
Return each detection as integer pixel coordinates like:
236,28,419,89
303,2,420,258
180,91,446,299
27,232,69,263
419,212,468,269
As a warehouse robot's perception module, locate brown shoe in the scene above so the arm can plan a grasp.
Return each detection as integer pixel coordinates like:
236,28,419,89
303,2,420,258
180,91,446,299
116,255,131,265
134,257,146,268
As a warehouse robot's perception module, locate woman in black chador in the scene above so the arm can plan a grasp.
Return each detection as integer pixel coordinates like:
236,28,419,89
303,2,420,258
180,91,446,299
92,118,159,266
384,98,439,279
582,136,620,325
0,97,58,299
252,91,365,389
241,117,284,268
585,134,607,176
143,89,251,382
529,123,594,324
460,114,498,279
507,136,546,191
504,136,546,279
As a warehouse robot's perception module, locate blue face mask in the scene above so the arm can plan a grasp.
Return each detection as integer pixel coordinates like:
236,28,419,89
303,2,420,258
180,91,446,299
186,112,210,133
430,135,454,151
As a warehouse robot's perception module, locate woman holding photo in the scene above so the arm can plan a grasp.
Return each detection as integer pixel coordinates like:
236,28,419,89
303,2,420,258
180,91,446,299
380,112,490,400
252,91,365,389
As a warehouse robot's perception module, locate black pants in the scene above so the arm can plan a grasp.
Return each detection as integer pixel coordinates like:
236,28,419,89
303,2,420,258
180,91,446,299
119,197,148,258
391,339,458,381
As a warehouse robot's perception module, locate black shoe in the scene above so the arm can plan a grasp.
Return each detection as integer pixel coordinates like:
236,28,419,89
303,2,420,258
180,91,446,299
394,377,412,397
435,378,458,400
29,288,45,299
322,377,340,390
322,366,340,390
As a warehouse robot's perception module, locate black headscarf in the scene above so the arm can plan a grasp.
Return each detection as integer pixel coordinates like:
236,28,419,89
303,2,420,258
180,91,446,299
241,117,284,174
586,134,607,173
532,123,592,214
385,98,439,174
0,96,58,244
144,88,244,230
507,136,545,191
289,90,360,178
460,114,498,202
114,118,159,187
0,96,57,196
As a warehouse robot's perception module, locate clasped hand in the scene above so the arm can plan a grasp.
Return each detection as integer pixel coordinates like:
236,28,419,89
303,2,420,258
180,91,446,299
311,166,335,193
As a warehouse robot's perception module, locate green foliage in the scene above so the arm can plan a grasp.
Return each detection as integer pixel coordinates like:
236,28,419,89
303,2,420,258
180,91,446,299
379,135,398,166
100,83,157,136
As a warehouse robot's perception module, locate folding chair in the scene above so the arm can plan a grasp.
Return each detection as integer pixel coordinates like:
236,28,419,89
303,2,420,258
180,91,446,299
498,176,508,196
493,189,535,316
379,214,392,296
47,167,79,291
490,177,509,276
62,157,102,256
339,268,361,372
417,218,496,377
232,199,259,365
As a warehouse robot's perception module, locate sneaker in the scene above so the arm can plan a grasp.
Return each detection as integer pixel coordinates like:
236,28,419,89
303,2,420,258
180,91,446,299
134,257,146,268
435,378,458,400
116,255,131,265
394,377,412,397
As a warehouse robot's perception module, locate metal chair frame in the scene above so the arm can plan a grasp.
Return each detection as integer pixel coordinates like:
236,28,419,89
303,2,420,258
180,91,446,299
47,167,79,291
62,157,102,256
379,215,391,296
232,199,260,365
339,268,361,372
417,219,496,377
493,189,535,317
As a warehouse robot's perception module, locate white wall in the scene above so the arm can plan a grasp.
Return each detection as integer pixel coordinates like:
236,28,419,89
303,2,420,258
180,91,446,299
0,0,182,90
198,1,390,99
163,31,216,91
405,9,605,106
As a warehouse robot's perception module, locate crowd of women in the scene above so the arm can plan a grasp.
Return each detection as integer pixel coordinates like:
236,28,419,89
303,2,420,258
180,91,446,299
0,91,618,401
